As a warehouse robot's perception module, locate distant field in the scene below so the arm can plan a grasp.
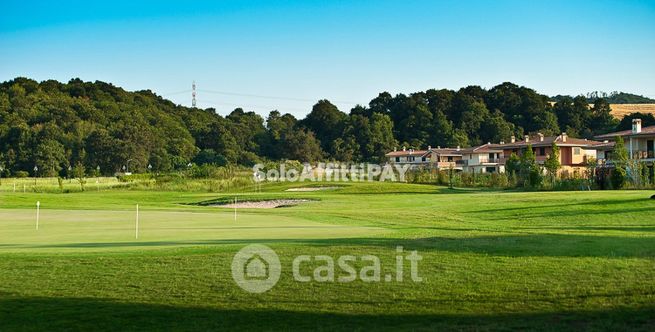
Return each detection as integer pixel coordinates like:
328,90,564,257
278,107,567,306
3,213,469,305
610,104,655,118
547,102,655,119
0,182,654,330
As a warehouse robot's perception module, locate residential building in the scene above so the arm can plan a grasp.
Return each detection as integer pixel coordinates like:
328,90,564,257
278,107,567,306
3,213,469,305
385,146,463,170
595,119,655,161
594,118,654,178
498,133,602,176
459,144,505,173
385,133,605,176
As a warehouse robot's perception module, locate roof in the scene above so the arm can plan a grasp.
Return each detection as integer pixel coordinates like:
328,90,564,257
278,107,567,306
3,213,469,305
595,125,655,139
385,147,464,157
500,135,603,149
385,149,431,157
593,141,616,150
459,143,504,154
386,134,607,158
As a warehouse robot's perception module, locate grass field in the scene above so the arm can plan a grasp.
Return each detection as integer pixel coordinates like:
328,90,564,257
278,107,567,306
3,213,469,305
610,104,655,119
0,181,654,331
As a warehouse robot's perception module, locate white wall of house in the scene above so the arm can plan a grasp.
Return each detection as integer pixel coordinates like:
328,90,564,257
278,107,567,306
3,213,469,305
464,152,500,166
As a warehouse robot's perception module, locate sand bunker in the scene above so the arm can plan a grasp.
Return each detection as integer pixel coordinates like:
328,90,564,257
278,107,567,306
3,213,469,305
217,199,310,209
285,186,341,192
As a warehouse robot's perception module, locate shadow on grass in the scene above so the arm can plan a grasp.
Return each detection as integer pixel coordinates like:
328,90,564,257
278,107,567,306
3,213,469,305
0,296,653,331
9,233,655,258
463,197,652,215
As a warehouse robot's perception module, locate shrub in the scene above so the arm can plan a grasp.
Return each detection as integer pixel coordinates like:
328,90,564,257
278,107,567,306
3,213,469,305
611,167,626,189
14,171,29,178
490,172,509,188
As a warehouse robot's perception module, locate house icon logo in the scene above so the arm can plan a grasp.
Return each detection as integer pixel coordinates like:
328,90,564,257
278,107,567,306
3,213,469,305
231,244,281,293
245,254,269,280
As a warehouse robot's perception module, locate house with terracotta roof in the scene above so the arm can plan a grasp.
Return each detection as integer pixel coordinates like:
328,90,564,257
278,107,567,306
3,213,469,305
385,146,463,170
595,119,655,161
386,133,605,176
459,144,505,173
498,133,603,176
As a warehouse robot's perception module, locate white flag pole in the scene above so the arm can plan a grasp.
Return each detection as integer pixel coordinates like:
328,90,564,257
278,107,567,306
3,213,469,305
36,201,40,230
234,197,237,222
135,204,139,239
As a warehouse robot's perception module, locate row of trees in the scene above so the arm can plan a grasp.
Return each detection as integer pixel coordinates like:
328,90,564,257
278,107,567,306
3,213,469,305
0,78,632,177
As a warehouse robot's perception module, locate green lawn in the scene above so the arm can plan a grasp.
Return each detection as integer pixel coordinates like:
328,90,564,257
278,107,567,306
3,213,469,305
0,182,654,331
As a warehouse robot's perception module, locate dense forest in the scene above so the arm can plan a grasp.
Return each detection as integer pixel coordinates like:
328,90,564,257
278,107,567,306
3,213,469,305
0,77,639,176
551,91,655,104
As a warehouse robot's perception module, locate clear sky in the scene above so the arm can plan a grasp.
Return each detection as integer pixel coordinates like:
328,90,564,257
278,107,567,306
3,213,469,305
1,0,654,116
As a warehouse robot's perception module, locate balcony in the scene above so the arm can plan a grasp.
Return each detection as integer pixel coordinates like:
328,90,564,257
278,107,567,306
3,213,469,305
436,161,459,168
631,150,655,159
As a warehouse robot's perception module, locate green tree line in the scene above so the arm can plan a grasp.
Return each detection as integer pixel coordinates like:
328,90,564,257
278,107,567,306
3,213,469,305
0,78,624,176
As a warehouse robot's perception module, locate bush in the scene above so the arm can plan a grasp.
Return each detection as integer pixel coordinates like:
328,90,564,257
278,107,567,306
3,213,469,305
490,172,509,188
554,178,590,191
14,171,29,178
611,167,627,189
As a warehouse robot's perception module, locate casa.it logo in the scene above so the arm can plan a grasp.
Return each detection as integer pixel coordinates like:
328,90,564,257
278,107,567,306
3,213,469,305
231,244,281,293
232,244,423,293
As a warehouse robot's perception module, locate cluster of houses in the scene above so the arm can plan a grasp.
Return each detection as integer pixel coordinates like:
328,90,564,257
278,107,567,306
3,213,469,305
386,119,655,178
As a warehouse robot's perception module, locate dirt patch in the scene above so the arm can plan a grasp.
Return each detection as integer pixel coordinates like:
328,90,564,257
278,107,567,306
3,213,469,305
215,199,310,209
285,186,341,192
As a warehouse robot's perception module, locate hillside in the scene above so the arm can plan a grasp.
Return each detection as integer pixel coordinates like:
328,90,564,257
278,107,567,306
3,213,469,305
610,104,655,119
0,78,636,176
552,92,655,104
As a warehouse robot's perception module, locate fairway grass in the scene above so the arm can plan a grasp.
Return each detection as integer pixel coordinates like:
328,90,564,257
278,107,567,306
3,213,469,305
1,182,654,330
0,208,386,252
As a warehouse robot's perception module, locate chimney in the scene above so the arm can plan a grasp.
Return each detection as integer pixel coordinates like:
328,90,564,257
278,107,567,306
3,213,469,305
633,118,642,134
510,135,516,143
437,145,441,149
500,140,505,145
428,145,431,150
561,132,567,142
538,133,544,142
604,140,609,143
457,146,461,151
524,135,530,142
402,146,406,151
393,147,397,152
487,142,491,145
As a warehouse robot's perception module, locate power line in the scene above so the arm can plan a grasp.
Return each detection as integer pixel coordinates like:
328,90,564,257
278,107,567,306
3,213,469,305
160,89,192,96
197,88,360,104
196,99,308,114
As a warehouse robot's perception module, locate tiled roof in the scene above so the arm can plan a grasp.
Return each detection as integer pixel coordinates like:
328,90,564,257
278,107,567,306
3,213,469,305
385,150,430,157
385,148,462,157
387,134,606,157
459,144,504,154
500,135,602,148
595,125,655,139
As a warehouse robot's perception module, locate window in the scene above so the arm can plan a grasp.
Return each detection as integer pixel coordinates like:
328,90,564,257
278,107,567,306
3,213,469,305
539,147,545,156
409,156,415,162
574,147,581,155
448,156,453,162
395,157,400,162
485,167,496,173
421,156,426,162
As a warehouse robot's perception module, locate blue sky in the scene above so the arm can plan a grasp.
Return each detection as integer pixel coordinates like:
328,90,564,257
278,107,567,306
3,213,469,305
1,0,654,116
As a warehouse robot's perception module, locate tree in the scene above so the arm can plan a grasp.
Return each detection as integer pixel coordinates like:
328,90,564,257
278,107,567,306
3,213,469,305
611,136,628,189
544,142,560,185
34,139,66,177
280,129,324,162
519,145,542,188
506,153,520,176
301,100,347,157
590,98,619,136
73,161,86,191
